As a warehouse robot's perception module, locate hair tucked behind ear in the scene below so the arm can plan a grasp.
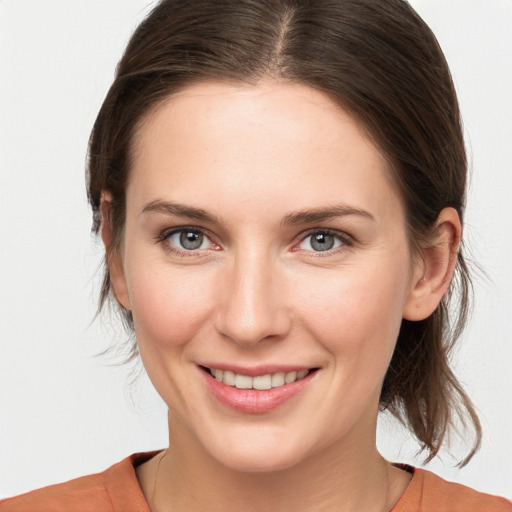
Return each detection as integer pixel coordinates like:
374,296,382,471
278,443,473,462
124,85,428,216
381,252,481,465
87,0,481,464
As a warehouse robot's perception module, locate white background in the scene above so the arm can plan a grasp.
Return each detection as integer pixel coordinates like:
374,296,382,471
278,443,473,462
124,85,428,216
0,0,511,500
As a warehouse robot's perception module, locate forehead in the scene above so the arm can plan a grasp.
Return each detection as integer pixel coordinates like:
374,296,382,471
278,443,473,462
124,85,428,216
128,81,402,226
134,81,378,160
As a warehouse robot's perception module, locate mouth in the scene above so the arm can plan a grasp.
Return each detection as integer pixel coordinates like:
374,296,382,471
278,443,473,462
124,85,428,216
199,365,319,414
202,366,313,390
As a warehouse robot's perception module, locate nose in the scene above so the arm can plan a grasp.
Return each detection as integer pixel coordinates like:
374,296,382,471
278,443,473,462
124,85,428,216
214,252,291,346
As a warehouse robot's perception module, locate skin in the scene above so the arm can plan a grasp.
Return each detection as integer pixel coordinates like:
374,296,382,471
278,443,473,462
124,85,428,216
103,81,461,511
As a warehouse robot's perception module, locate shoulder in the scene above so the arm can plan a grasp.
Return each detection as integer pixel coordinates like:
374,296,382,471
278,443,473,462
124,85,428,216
0,471,110,512
394,467,512,512
0,452,160,512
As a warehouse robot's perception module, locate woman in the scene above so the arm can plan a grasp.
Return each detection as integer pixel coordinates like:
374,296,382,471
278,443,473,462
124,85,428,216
2,0,511,510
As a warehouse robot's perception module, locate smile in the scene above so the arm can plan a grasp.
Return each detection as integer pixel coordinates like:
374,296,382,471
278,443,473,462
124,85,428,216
207,367,310,390
200,364,318,413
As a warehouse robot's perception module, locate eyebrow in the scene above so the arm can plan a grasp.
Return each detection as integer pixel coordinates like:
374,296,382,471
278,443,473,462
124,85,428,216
140,199,374,225
140,199,221,224
281,205,375,225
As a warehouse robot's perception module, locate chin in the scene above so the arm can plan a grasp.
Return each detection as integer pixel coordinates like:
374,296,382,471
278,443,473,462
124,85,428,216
215,446,304,474
201,425,313,473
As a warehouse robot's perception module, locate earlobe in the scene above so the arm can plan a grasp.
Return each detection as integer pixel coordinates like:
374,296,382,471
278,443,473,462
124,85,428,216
403,207,461,321
100,193,131,311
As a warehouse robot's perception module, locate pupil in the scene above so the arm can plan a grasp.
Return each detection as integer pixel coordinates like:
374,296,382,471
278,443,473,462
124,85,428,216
180,231,203,250
312,233,334,251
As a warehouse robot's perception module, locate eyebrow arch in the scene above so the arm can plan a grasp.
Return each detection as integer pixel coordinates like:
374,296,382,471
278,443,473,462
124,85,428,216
282,205,375,225
141,199,374,226
140,199,221,224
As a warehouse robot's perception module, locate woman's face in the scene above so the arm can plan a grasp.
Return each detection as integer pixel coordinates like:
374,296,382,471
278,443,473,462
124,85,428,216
113,81,422,472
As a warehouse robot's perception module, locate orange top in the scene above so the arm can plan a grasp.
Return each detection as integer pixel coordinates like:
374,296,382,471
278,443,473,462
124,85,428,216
1,451,510,512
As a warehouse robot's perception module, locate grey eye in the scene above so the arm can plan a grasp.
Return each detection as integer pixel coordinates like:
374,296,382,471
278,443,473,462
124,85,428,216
299,232,343,252
180,230,203,250
311,233,334,251
168,229,209,250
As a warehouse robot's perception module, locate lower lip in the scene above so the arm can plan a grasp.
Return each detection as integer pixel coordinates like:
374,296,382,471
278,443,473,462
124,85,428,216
201,368,316,414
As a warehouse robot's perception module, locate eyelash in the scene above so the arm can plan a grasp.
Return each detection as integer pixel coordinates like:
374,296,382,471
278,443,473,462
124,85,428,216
155,227,353,257
155,226,219,257
293,229,353,256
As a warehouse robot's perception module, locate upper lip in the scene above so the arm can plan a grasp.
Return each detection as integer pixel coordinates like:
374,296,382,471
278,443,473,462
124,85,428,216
198,363,318,377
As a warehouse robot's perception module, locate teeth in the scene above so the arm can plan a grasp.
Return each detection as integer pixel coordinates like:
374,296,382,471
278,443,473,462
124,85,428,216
297,369,308,379
284,371,297,384
253,375,272,390
208,367,311,390
223,370,235,386
235,374,252,389
271,372,285,387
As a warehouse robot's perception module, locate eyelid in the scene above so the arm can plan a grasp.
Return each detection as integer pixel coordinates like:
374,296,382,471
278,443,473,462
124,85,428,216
155,225,220,255
292,228,354,254
154,225,354,256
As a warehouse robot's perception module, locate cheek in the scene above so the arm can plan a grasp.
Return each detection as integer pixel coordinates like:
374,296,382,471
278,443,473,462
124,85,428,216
296,257,410,358
126,262,216,349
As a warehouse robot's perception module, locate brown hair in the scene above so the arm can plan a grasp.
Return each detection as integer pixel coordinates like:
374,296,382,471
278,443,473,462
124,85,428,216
87,0,481,465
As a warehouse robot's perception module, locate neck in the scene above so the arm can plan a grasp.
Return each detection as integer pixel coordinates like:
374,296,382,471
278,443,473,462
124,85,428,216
145,411,409,512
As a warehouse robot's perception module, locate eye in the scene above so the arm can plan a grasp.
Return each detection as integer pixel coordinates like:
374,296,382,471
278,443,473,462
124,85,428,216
298,231,345,252
166,228,214,251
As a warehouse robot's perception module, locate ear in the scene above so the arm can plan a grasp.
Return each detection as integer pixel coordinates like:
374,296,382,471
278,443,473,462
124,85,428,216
100,193,131,310
403,207,461,321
